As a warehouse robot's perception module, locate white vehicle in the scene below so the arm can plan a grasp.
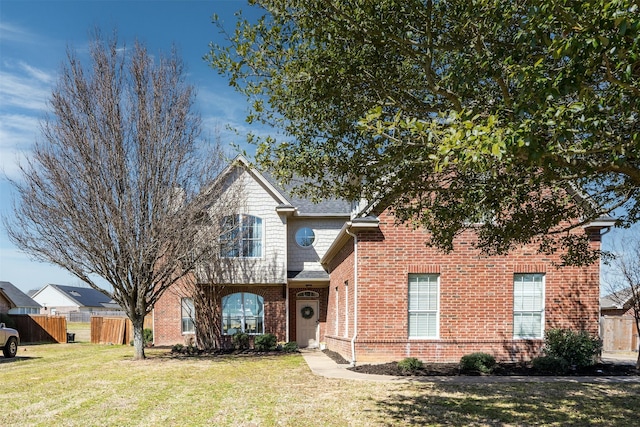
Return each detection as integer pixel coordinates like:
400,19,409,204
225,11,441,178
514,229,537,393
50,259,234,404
0,322,19,358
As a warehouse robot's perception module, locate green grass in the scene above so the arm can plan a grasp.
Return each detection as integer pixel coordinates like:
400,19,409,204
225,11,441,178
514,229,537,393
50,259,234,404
66,322,91,342
2,344,639,426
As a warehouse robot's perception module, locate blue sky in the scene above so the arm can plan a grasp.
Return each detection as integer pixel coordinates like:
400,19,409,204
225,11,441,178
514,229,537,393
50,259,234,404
0,1,635,295
0,0,263,292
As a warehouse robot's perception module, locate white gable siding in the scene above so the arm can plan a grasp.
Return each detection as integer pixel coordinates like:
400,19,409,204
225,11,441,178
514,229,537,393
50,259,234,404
215,169,287,284
32,286,79,309
287,218,346,272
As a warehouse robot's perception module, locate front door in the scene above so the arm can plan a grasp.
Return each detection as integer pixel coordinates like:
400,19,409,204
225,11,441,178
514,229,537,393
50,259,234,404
296,299,319,348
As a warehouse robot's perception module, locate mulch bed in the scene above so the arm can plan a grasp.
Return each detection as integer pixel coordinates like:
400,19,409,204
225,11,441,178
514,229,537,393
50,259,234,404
322,350,639,376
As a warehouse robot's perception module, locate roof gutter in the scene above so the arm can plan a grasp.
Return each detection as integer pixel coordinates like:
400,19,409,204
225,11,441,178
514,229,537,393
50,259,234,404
345,227,358,366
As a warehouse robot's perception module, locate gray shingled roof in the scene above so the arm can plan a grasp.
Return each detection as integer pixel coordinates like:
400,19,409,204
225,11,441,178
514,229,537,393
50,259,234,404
0,281,41,309
288,270,330,280
601,288,634,310
47,284,121,310
260,170,352,215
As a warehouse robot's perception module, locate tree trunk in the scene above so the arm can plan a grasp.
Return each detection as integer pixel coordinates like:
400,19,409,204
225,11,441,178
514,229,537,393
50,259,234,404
636,319,640,370
131,315,146,360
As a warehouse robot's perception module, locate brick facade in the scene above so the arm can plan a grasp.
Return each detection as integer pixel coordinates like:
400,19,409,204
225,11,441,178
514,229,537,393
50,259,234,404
151,158,606,363
0,292,11,314
323,209,603,364
153,282,288,346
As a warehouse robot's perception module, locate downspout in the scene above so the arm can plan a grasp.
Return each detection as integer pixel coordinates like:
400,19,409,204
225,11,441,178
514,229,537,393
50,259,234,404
345,227,358,366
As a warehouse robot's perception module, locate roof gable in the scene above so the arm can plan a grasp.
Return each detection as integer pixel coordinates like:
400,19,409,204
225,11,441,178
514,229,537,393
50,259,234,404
230,155,352,216
601,288,635,310
0,281,41,309
37,284,119,309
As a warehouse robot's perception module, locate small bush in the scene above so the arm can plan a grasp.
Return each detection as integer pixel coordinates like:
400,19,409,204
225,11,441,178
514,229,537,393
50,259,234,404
543,329,602,368
281,341,299,353
459,352,496,374
186,343,198,355
143,328,153,346
398,357,423,373
171,343,184,353
232,331,250,350
254,333,277,351
532,355,570,375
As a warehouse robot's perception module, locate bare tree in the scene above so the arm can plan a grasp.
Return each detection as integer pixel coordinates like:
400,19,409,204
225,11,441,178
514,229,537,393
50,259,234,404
604,229,640,369
169,165,248,351
4,32,227,360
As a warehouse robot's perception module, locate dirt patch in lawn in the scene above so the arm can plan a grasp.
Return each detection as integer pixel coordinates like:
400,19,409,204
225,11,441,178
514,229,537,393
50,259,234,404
322,349,639,376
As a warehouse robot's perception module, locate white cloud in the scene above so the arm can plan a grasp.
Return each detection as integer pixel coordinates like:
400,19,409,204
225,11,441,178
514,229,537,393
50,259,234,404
0,62,53,111
0,113,39,178
0,22,39,45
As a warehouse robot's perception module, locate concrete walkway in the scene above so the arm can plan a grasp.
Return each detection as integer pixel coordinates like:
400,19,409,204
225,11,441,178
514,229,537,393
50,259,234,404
300,349,640,384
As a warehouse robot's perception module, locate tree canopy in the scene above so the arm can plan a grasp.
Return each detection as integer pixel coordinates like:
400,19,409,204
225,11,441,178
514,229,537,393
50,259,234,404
6,33,227,359
208,0,639,263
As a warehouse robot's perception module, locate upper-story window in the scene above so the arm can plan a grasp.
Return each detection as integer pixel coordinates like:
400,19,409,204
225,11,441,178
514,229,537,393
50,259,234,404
295,227,316,247
220,214,263,258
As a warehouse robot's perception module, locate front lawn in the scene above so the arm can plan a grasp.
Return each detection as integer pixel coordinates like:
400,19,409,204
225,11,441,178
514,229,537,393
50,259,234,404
3,343,639,426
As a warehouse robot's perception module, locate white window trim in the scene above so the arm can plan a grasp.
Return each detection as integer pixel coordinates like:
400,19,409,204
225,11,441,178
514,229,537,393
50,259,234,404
513,273,546,339
334,286,339,336
220,214,265,259
296,290,319,298
181,297,195,335
408,274,440,339
294,227,316,248
221,292,265,335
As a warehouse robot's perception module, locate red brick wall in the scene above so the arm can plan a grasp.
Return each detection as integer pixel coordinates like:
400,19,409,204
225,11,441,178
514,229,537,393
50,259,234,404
324,242,355,356
153,282,287,346
324,209,603,363
0,293,11,314
153,281,188,346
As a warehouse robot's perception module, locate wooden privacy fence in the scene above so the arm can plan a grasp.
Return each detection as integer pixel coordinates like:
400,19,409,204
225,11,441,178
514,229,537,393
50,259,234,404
601,316,639,352
90,316,152,345
91,317,131,345
9,314,67,343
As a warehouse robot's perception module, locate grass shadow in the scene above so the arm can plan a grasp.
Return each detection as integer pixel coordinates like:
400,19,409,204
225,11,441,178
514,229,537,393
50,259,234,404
0,355,42,364
374,382,640,426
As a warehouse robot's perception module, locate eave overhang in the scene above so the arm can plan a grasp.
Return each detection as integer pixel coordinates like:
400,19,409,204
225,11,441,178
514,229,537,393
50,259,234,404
320,216,380,267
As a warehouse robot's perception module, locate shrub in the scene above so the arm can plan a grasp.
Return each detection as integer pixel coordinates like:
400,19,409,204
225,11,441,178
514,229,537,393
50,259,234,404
459,352,496,374
398,357,423,373
232,331,250,350
532,355,570,375
186,342,198,355
254,333,277,351
281,341,299,353
171,343,184,353
543,329,602,368
143,328,153,346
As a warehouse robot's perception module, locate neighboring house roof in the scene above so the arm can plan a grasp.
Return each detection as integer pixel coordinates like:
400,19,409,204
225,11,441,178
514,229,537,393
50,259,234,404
601,288,635,310
0,281,41,309
33,284,121,310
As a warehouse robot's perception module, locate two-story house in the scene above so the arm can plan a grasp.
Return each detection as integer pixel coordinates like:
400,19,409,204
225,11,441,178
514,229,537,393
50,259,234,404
153,156,351,348
153,156,614,363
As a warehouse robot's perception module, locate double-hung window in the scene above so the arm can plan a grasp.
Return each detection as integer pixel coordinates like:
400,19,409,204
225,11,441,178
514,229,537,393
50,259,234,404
181,297,195,334
220,214,263,258
513,274,545,338
408,274,439,338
